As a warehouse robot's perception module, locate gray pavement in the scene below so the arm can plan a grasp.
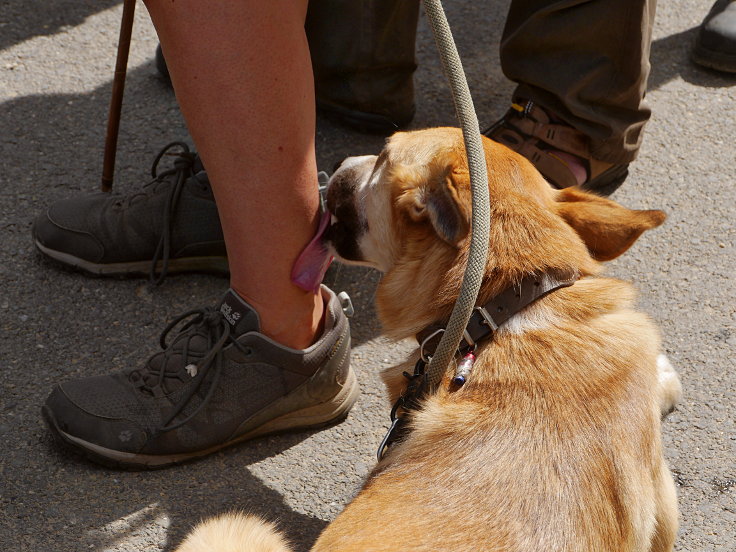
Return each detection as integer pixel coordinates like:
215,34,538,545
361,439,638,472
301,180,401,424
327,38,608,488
0,1,734,550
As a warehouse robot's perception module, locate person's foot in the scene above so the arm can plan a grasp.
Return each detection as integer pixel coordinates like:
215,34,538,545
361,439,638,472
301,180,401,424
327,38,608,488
484,100,629,196
693,0,736,73
32,142,227,284
42,286,358,469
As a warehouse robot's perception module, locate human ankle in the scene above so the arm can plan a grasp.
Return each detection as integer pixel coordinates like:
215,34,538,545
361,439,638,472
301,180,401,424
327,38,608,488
231,285,325,350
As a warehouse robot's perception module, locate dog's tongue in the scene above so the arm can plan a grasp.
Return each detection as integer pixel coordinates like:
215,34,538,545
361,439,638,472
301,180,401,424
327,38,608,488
291,210,334,292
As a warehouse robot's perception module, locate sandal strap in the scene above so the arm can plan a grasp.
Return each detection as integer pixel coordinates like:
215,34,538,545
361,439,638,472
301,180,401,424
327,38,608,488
487,125,580,189
484,101,630,193
510,117,591,159
506,101,591,158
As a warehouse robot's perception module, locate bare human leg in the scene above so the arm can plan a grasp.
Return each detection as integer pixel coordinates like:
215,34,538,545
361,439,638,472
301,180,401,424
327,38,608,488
144,0,322,350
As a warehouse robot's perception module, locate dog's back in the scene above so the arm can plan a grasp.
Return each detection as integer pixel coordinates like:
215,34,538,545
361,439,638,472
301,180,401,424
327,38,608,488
314,278,677,552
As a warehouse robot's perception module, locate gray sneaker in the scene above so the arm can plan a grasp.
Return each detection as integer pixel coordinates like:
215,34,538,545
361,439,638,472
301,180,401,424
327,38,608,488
32,142,227,285
42,286,358,469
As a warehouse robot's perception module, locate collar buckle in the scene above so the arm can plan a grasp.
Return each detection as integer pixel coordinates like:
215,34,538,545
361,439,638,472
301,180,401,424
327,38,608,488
474,305,499,332
420,327,476,363
377,358,429,460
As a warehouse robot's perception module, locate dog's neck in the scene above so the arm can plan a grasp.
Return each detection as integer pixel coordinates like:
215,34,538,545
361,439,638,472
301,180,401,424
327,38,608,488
415,271,579,356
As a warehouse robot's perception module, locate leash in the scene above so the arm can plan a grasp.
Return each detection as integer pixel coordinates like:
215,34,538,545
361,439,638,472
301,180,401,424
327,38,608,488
421,0,490,392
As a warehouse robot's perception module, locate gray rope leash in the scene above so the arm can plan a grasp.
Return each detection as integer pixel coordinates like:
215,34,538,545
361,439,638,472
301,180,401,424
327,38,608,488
421,0,491,389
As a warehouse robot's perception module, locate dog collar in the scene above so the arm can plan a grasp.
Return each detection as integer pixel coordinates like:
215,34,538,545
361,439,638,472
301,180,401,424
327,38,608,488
416,271,579,360
377,271,578,461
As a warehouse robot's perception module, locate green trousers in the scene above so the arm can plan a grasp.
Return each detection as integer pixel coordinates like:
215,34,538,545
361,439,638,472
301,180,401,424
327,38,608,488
501,0,657,164
308,0,655,163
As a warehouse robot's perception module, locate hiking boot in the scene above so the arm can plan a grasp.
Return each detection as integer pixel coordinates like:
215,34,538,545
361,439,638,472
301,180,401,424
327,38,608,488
484,100,629,196
32,142,227,284
42,286,358,469
693,0,736,73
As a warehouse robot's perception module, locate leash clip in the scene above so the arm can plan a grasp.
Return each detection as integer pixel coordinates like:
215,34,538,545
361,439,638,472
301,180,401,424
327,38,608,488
376,359,428,461
419,328,444,363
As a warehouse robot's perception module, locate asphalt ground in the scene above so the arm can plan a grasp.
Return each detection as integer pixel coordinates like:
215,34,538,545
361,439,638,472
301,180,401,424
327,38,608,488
0,1,734,550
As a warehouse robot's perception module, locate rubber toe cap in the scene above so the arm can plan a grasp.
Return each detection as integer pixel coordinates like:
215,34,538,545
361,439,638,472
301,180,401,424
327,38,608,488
44,384,148,454
33,201,104,263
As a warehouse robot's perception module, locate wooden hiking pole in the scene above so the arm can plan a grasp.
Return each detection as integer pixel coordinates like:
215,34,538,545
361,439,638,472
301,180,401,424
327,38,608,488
101,0,137,192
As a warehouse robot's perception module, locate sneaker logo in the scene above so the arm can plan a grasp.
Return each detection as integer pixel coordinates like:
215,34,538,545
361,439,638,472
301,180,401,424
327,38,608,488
118,430,134,442
220,302,242,327
185,364,198,378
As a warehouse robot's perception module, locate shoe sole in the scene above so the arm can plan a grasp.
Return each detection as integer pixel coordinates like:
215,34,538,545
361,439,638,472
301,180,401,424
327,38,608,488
581,163,630,197
317,99,415,135
34,238,229,277
692,43,736,73
42,367,360,470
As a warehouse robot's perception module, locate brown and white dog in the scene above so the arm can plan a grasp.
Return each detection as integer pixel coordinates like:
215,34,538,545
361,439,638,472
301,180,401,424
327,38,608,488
176,128,681,552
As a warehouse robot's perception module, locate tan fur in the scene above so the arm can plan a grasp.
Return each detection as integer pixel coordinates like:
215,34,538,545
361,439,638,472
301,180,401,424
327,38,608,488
174,513,293,552
178,128,680,551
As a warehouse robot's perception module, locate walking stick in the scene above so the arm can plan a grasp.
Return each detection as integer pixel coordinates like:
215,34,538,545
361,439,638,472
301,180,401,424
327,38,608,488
101,0,137,192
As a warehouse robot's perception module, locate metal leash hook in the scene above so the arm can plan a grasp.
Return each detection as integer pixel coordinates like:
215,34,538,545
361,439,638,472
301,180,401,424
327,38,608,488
101,0,137,192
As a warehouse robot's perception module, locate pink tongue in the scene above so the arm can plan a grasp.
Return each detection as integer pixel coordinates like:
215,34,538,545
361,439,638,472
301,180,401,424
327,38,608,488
291,210,334,292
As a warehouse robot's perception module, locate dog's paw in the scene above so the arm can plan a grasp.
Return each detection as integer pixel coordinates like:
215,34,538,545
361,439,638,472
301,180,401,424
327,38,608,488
657,354,682,419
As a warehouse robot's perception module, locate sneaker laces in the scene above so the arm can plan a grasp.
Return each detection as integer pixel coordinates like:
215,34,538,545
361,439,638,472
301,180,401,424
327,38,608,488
138,141,199,286
130,306,250,432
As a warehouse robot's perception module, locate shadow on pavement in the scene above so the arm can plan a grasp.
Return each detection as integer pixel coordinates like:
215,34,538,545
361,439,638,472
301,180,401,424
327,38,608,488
0,0,123,51
34,429,329,551
649,27,736,91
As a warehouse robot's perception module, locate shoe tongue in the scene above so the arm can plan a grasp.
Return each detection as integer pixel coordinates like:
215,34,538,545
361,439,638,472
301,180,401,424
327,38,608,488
218,289,261,336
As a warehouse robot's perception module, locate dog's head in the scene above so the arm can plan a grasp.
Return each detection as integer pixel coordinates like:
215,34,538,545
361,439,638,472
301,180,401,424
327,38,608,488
325,127,664,338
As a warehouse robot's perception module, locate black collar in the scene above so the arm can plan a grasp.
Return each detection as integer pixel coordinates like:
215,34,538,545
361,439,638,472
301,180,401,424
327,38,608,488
377,271,578,461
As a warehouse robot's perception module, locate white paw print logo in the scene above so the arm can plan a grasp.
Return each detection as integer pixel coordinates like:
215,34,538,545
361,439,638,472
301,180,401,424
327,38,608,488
118,430,134,442
185,364,198,378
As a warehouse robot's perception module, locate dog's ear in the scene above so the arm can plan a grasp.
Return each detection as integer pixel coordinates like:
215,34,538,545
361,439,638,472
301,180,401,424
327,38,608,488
426,169,472,246
407,167,471,246
555,187,665,261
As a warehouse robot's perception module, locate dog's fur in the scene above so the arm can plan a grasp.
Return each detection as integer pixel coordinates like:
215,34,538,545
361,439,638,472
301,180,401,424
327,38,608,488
175,128,681,552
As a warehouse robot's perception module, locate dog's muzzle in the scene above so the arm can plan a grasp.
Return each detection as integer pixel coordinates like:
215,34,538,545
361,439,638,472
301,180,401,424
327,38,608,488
324,157,374,263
